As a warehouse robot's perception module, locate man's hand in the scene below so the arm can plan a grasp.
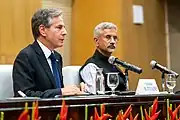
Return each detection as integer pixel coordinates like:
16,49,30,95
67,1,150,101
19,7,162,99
80,82,89,93
80,82,85,92
61,85,82,95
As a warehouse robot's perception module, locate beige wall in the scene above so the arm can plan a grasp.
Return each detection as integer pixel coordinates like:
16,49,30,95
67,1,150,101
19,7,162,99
0,0,169,91
0,0,72,66
0,0,41,64
42,0,72,66
71,0,167,90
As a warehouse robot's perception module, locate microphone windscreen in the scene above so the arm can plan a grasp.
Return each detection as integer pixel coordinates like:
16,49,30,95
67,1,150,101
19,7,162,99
150,60,157,69
108,56,116,64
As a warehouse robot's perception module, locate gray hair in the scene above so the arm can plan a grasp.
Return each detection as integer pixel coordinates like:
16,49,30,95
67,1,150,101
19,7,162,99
94,22,118,38
31,8,63,39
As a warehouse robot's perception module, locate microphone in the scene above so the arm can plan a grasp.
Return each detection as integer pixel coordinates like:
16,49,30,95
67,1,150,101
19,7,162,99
108,56,142,74
150,60,179,78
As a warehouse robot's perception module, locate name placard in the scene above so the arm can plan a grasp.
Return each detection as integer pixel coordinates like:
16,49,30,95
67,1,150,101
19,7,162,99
135,79,159,95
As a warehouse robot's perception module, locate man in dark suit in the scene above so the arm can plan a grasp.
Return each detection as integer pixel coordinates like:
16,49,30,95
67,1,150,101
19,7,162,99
13,8,81,98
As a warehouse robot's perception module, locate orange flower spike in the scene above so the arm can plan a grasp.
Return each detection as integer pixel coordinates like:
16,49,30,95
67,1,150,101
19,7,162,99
101,104,105,116
130,112,139,120
18,110,29,120
90,116,93,120
144,109,151,120
94,107,100,120
60,100,68,120
117,111,123,120
145,108,160,120
130,112,133,120
168,107,173,119
18,102,29,120
150,110,161,120
169,104,180,120
173,104,180,119
100,104,112,120
34,101,39,120
151,97,158,116
101,114,112,120
117,115,123,120
133,113,139,120
123,104,132,119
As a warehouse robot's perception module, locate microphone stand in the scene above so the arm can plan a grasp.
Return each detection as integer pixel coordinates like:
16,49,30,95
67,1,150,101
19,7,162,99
125,69,129,90
161,71,166,91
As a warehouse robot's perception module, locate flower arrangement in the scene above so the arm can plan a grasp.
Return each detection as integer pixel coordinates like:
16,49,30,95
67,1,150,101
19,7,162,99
116,105,139,120
168,103,180,120
92,104,112,120
18,101,39,120
0,97,180,120
55,100,68,120
144,97,161,120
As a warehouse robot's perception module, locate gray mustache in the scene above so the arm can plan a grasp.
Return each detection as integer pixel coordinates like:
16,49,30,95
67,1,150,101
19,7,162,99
108,45,115,49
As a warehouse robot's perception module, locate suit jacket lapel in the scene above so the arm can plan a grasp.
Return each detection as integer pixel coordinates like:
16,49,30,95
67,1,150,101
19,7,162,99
32,41,57,88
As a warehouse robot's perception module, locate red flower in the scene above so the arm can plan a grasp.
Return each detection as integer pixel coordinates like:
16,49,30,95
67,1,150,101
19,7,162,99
33,101,39,120
144,97,160,120
151,97,158,116
101,104,105,117
117,105,132,120
130,112,139,120
144,109,160,120
94,107,99,120
94,104,112,120
18,103,29,120
18,110,29,120
168,104,180,120
60,100,68,120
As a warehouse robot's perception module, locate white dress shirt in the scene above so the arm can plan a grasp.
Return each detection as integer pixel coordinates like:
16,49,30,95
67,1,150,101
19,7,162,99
37,40,53,72
80,63,100,94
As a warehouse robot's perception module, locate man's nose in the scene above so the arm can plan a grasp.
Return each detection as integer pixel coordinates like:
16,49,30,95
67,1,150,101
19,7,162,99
62,27,67,36
110,37,116,43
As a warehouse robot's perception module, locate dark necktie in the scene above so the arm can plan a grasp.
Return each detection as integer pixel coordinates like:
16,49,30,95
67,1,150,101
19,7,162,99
49,53,61,88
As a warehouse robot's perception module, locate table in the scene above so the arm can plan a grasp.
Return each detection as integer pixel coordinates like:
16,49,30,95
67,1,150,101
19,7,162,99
0,94,180,120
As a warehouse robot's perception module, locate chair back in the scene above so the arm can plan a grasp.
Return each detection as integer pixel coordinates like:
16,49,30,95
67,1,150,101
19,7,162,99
62,66,81,86
0,65,14,99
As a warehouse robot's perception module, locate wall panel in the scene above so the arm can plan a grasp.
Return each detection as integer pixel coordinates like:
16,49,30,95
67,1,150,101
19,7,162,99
0,0,41,64
168,0,180,92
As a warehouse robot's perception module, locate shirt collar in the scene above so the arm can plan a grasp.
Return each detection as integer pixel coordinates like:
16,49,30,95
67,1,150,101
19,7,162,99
37,40,52,59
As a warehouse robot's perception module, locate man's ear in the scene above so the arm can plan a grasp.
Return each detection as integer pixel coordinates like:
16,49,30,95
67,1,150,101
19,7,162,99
94,37,99,47
94,37,97,42
39,24,46,37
